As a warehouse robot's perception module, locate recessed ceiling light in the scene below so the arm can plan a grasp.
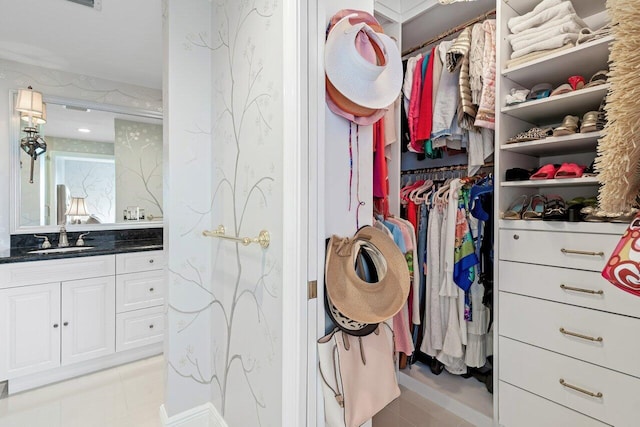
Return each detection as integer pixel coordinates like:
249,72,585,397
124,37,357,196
78,128,91,133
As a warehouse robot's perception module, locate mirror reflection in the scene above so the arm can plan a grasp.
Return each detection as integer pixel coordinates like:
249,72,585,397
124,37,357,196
18,101,163,227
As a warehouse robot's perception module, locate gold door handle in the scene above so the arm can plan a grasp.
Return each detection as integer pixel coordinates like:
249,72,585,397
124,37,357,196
561,248,604,257
560,284,604,295
559,327,603,342
559,379,603,398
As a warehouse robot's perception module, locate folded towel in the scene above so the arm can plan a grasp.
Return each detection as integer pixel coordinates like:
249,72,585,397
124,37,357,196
511,32,578,59
505,43,574,69
508,13,587,44
508,0,563,33
510,17,585,52
509,1,577,35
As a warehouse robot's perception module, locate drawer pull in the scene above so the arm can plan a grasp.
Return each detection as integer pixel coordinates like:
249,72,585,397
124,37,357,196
149,287,155,292
560,248,604,257
149,259,155,264
53,323,59,328
559,379,603,398
63,322,69,327
560,284,604,295
513,234,519,240
149,324,154,329
559,327,603,342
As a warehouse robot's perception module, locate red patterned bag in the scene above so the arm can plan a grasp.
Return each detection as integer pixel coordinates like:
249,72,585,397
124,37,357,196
602,215,640,297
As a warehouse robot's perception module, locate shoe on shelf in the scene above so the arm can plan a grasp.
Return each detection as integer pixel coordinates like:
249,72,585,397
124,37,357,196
530,163,560,180
584,70,608,88
503,195,530,220
542,196,568,221
550,83,573,97
522,194,547,220
580,111,599,133
554,162,586,179
568,75,585,91
553,115,579,136
506,127,552,144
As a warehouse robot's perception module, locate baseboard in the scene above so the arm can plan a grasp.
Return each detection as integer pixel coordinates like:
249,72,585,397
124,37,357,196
160,402,228,427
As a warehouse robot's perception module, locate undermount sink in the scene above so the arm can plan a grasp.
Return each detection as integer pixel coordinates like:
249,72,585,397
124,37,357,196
28,246,95,254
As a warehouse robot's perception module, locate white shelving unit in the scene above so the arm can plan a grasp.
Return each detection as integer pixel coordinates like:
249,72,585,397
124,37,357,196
501,84,609,124
501,176,599,188
501,132,601,156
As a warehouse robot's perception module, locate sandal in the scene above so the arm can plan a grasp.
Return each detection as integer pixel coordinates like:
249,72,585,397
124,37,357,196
553,115,579,136
542,196,568,221
503,195,530,220
526,83,553,101
522,194,547,220
610,208,640,223
584,70,608,89
568,75,585,91
506,127,552,144
554,162,586,179
550,83,573,97
580,111,599,133
530,164,560,180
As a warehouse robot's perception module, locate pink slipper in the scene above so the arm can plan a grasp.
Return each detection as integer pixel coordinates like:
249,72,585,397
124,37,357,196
530,164,560,180
554,162,585,178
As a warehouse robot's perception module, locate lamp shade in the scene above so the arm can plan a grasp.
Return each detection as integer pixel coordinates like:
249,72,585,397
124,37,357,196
66,197,90,216
21,103,46,125
16,87,44,116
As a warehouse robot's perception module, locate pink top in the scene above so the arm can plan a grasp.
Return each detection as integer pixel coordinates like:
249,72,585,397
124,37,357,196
408,57,425,153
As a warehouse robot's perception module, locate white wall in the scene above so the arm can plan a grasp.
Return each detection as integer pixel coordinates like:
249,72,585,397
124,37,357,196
0,58,162,247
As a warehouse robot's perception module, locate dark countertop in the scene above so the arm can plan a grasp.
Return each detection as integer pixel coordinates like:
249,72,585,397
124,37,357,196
1,228,164,264
0,239,163,264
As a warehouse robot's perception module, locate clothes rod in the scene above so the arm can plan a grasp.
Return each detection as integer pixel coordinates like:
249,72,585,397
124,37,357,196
401,162,494,175
402,8,496,58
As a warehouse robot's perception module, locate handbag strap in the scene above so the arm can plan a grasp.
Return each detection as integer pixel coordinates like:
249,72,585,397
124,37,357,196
318,344,345,408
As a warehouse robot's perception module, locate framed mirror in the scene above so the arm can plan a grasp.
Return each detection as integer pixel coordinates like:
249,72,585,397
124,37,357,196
10,93,163,233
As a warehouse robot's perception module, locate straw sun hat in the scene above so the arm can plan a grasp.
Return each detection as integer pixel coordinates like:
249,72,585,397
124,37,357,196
325,226,410,327
325,11,403,124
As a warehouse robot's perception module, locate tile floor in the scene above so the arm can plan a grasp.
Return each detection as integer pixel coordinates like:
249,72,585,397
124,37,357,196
373,385,475,427
0,356,164,427
0,357,470,427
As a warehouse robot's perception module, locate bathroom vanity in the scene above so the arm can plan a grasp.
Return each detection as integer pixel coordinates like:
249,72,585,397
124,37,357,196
0,236,164,394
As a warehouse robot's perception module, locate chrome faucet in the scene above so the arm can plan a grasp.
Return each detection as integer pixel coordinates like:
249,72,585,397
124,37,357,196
58,226,70,247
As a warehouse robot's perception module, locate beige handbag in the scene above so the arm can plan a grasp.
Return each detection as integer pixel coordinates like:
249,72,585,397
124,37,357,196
318,324,400,427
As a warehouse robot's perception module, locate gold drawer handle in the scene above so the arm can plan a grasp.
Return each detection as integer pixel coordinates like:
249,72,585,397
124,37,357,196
559,327,603,342
561,248,604,257
560,284,604,295
559,379,603,398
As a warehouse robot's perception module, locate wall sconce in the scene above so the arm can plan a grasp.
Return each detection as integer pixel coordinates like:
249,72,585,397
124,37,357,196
66,197,90,224
16,86,47,184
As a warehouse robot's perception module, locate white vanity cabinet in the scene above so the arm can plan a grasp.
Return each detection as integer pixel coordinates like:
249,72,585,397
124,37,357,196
61,276,116,365
0,282,61,379
0,250,165,393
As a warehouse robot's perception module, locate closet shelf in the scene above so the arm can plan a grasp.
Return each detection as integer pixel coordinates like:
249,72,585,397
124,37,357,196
502,36,613,88
501,84,609,124
501,132,602,156
501,177,599,188
499,219,628,234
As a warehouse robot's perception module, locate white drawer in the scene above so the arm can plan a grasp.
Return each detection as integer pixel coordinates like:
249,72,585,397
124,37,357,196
116,270,164,313
499,230,619,271
499,382,607,427
499,337,640,427
0,255,115,289
116,306,164,352
500,261,640,318
500,292,640,378
116,250,165,274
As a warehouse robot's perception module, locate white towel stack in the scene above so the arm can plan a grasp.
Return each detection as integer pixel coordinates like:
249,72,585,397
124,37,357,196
507,0,588,60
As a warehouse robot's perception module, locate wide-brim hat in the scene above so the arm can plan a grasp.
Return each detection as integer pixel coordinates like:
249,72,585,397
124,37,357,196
325,226,410,324
325,14,403,110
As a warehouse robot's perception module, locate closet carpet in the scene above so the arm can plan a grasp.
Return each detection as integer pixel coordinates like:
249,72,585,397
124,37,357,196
373,385,475,427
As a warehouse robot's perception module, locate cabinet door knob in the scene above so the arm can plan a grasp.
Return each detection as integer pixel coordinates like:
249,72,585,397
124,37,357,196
53,323,59,328
149,324,154,329
149,259,154,264
513,234,520,240
149,287,155,292
63,322,69,326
